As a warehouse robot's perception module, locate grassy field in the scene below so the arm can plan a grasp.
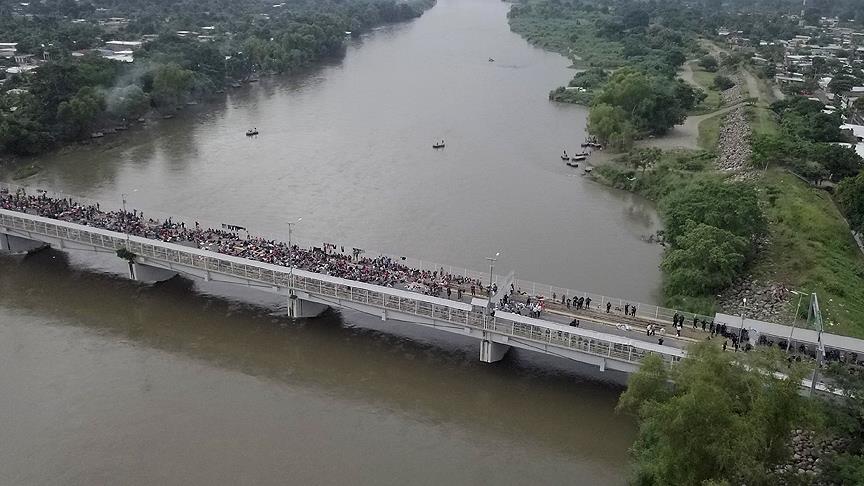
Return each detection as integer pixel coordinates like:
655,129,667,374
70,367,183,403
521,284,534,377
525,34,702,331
754,170,864,337
747,105,780,137
690,67,722,114
697,111,724,151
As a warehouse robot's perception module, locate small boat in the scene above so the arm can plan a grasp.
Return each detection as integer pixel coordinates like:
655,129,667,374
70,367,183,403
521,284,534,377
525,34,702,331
246,128,259,136
432,140,445,149
572,151,590,157
90,132,104,139
231,83,242,89
566,161,579,168
570,155,588,162
580,142,603,149
560,151,569,160
488,57,495,62
583,167,594,174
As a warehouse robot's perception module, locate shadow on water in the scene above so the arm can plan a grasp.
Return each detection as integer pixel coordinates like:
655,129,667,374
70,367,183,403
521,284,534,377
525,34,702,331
0,249,636,461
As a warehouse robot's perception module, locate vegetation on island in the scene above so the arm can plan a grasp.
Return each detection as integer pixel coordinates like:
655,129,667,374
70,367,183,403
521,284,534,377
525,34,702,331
0,0,435,156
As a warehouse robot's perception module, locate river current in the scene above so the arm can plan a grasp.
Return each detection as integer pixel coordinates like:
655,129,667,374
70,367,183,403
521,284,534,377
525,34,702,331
0,0,659,483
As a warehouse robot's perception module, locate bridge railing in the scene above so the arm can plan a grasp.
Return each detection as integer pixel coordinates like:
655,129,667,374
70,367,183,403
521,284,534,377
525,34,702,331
513,277,717,329
0,208,685,368
0,181,504,288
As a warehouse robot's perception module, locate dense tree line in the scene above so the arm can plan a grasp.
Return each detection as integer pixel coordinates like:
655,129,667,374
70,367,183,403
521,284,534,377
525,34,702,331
0,0,435,156
752,97,863,184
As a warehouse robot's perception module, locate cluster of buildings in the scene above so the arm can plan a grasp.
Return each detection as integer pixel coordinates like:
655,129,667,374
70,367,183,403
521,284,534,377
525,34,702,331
1,22,223,82
719,17,864,118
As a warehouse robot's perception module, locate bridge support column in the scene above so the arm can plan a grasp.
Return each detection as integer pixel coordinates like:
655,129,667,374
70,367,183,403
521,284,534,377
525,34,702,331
0,233,48,254
288,295,328,319
479,339,510,363
132,263,178,284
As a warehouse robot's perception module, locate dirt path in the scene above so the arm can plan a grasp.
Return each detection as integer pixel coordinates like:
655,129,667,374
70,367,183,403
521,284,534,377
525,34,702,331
636,103,743,151
742,69,760,100
677,60,697,87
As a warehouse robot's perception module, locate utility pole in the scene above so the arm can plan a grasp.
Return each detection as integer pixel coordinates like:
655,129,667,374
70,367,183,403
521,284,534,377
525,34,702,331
485,252,500,314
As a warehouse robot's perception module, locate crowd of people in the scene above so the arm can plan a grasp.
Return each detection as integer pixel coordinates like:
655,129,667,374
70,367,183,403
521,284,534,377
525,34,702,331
0,189,488,298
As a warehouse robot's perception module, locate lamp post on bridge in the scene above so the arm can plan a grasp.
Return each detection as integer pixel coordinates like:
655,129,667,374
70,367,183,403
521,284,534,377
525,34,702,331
287,218,302,306
120,189,137,245
485,252,500,314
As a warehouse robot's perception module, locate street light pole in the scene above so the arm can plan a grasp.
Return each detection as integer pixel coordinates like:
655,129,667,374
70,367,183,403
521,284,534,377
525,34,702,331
286,218,302,306
287,217,302,249
485,252,499,314
121,193,129,244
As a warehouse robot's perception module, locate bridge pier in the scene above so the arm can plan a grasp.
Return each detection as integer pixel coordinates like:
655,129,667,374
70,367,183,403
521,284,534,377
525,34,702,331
479,339,510,363
0,233,48,254
132,263,178,284
288,294,328,319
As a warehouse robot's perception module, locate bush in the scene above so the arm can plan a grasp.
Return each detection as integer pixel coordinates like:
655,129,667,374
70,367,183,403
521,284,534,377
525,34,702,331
698,55,718,72
712,75,735,91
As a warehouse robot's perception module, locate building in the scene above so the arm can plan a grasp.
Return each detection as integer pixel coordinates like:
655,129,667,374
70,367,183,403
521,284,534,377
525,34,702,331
104,40,142,52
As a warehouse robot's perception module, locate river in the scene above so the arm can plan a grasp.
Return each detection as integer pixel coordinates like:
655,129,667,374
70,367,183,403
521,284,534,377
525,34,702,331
0,0,658,484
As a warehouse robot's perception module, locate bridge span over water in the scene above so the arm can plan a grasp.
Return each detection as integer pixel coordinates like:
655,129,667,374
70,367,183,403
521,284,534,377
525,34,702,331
3,186,864,389
0,207,686,372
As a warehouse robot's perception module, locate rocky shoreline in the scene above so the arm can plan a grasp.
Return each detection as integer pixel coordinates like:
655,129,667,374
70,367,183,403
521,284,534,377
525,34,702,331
772,429,847,486
716,274,790,322
714,106,752,173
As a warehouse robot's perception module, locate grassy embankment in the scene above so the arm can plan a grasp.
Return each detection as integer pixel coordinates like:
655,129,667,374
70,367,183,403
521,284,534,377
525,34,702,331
745,108,864,336
688,65,722,115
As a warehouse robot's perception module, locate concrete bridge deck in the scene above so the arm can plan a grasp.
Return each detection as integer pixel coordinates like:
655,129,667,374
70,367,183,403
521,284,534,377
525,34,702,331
0,207,686,373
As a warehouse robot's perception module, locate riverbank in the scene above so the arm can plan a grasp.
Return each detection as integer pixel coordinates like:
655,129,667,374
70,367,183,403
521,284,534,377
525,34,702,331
0,0,437,162
592,80,864,336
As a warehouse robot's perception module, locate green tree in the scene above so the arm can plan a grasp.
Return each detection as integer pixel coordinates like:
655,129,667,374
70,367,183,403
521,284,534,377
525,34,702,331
713,75,735,91
836,172,864,233
661,179,766,245
588,103,634,150
661,222,748,295
819,363,864,485
107,85,150,120
618,342,809,486
151,63,194,110
698,55,718,72
56,86,105,139
818,144,863,181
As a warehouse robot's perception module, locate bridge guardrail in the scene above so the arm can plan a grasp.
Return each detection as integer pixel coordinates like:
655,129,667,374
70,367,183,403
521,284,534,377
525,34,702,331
513,278,717,330
1,209,684,368
0,181,504,289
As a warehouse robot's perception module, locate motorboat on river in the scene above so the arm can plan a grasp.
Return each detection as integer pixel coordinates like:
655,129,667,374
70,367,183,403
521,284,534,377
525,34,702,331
433,140,445,149
246,128,259,136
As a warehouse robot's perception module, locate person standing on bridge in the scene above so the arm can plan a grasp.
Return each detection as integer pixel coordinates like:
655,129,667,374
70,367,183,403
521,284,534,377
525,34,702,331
624,303,629,316
446,287,452,299
606,302,611,313
693,315,698,329
631,304,637,317
566,298,571,310
470,284,475,297
585,297,591,310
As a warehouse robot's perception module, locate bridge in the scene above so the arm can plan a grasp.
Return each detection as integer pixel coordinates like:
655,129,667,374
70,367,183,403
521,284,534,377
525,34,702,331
3,186,864,387
0,206,686,373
